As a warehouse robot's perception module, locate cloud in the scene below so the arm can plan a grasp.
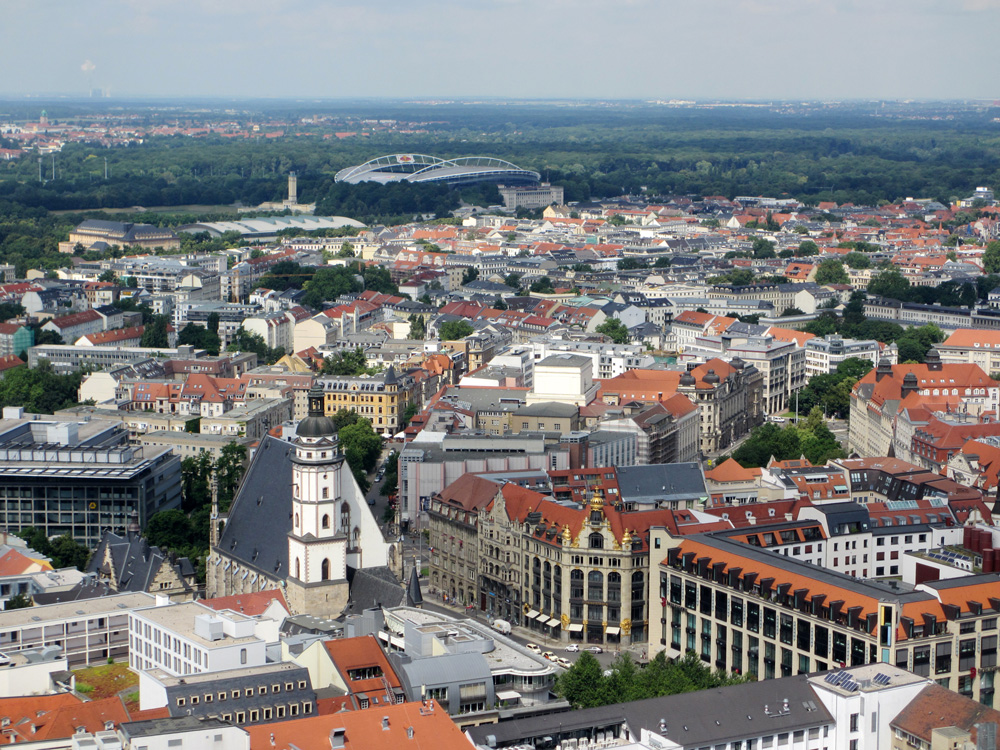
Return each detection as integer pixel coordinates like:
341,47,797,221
81,59,96,74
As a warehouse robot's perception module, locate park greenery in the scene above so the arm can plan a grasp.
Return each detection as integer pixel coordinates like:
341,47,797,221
596,318,630,344
0,360,82,413
732,407,847,467
556,651,751,709
438,320,474,341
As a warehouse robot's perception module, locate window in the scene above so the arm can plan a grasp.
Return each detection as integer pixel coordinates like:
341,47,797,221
913,646,931,676
240,648,247,665
850,713,859,732
322,514,330,529
936,642,952,674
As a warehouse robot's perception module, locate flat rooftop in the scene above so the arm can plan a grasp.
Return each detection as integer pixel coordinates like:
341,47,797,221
145,661,303,687
0,592,156,628
133,602,260,648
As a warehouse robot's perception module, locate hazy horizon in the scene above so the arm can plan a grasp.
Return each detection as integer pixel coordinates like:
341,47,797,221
5,0,999,102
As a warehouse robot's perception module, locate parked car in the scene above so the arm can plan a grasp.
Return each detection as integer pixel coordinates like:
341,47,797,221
526,643,541,654
555,657,573,668
586,646,603,654
565,644,580,652
542,651,556,661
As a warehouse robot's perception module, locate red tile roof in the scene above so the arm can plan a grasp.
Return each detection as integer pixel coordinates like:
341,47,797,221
201,589,289,617
246,700,469,750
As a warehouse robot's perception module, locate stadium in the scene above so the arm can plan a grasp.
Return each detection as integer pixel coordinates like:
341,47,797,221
334,154,540,187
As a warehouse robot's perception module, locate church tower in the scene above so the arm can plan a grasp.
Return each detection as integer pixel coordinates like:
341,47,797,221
285,385,350,616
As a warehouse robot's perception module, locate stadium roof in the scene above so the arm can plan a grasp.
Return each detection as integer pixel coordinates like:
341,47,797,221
335,153,540,187
176,215,365,239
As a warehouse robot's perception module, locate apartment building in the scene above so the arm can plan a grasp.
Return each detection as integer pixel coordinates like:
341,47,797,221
0,592,154,668
849,353,1000,458
805,334,894,378
653,533,1000,705
938,328,1000,375
319,366,416,436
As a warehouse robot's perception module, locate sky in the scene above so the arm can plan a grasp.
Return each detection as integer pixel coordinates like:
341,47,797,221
4,0,1000,101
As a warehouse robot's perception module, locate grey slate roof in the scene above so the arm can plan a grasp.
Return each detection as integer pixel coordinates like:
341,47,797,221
467,672,833,749
617,462,708,504
86,529,194,594
348,565,405,612
215,434,295,579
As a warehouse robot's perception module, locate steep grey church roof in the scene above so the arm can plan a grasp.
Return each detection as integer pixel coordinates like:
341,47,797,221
216,434,296,579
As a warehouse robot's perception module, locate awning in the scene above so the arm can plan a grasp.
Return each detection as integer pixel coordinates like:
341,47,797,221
568,623,584,632
525,609,540,620
605,626,621,636
543,617,559,627
496,690,522,702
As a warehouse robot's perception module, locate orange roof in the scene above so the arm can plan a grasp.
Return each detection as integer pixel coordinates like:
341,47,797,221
323,635,402,695
767,327,815,346
942,328,1000,348
202,589,289,617
0,547,51,575
705,458,762,483
246,700,469,750
0,695,154,742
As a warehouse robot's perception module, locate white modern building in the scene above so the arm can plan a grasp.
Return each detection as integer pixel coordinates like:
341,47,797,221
130,601,268,709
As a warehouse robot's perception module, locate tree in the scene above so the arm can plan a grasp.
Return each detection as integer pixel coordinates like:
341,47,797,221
302,266,363,308
48,534,91,571
751,237,775,259
97,270,117,284
227,329,283,365
0,360,82,414
707,269,755,286
0,303,25,323
321,347,370,375
617,258,645,271
796,240,819,256
181,452,214,512
408,315,426,340
867,269,910,301
503,273,522,290
339,418,382,493
815,259,849,285
438,320,474,341
983,241,1000,274
145,509,195,551
215,441,248,512
461,267,479,285
529,276,555,294
5,592,31,609
361,264,398,295
781,307,805,317
653,257,671,268
337,242,355,258
843,252,871,269
596,318,630,344
177,322,220,355
140,314,171,348
555,651,607,708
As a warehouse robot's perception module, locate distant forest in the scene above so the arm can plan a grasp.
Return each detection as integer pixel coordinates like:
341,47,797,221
2,101,1000,224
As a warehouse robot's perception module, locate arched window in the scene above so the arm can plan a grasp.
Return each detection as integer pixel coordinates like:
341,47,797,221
321,514,330,529
340,502,350,533
295,558,301,579
352,527,360,549
321,559,330,581
588,571,603,600
294,513,299,529
589,533,604,549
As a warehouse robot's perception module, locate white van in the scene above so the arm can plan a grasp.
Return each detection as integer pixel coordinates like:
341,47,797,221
492,619,511,635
